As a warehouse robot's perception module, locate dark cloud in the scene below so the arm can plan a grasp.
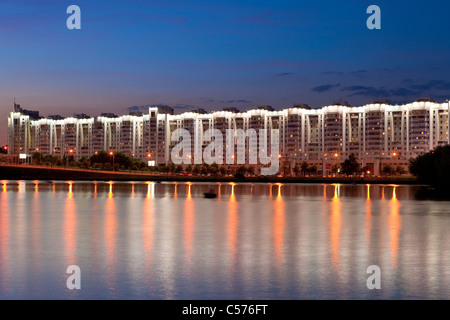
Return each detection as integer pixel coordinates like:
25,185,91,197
172,104,194,110
341,86,390,97
220,99,252,104
350,70,368,75
409,80,450,91
312,83,341,93
341,79,450,99
322,71,343,76
275,72,293,76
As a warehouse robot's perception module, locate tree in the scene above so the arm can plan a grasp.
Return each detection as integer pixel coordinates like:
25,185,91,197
175,164,184,173
382,164,394,176
341,154,361,176
237,165,247,175
247,165,255,176
192,165,201,175
185,164,192,174
409,146,450,188
293,164,300,177
309,164,318,176
209,165,218,175
301,161,309,177
32,152,42,165
219,166,227,176
396,165,406,176
331,163,341,174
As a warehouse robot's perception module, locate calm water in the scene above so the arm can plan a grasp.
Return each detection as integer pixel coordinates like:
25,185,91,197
0,180,449,300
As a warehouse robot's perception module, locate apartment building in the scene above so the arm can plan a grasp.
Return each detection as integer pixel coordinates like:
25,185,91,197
7,99,450,175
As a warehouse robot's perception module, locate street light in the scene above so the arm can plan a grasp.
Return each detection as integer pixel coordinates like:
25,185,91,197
110,151,115,171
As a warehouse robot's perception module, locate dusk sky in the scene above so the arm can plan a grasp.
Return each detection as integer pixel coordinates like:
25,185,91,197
1,0,450,144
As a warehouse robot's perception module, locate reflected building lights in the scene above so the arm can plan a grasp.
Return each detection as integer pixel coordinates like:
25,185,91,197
273,184,285,264
365,185,372,247
68,181,73,198
330,184,342,270
93,182,97,198
184,183,194,265
186,182,192,198
108,182,114,198
143,189,155,268
0,180,10,288
65,182,77,265
105,187,117,291
217,183,222,199
228,182,238,266
389,186,401,267
146,182,155,199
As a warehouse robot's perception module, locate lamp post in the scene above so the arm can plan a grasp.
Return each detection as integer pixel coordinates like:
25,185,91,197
393,152,399,174
109,151,115,171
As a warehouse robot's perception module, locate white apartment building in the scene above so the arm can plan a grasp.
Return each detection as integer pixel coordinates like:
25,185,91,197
7,100,450,175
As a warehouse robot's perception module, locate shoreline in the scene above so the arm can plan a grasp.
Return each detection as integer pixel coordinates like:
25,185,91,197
0,164,419,185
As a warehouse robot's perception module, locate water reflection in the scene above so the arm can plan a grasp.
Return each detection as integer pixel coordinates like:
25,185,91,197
184,183,194,266
330,185,342,270
65,182,77,265
0,181,10,291
389,186,401,267
104,184,117,294
273,184,285,266
228,183,238,266
0,181,449,299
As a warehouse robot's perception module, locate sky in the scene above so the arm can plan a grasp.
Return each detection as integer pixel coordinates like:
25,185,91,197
1,0,450,144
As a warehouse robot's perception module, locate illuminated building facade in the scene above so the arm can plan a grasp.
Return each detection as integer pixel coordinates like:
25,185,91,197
7,100,450,175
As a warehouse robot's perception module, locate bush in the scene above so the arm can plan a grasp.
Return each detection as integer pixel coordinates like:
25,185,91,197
93,163,103,169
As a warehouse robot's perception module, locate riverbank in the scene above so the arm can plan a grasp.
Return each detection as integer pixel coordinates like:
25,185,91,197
0,164,419,185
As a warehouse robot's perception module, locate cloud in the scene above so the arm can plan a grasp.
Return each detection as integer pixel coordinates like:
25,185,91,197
340,79,450,99
172,104,194,110
275,72,293,76
312,83,341,93
322,71,344,76
220,99,252,104
409,80,450,91
341,86,390,97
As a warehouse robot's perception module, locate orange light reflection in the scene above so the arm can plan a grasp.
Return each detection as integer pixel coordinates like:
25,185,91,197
273,184,285,263
330,184,342,270
389,186,401,267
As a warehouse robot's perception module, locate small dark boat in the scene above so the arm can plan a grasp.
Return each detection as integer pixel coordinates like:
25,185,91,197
204,192,217,199
204,188,217,199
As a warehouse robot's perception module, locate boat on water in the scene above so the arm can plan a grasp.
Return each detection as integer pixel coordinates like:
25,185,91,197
204,188,217,199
